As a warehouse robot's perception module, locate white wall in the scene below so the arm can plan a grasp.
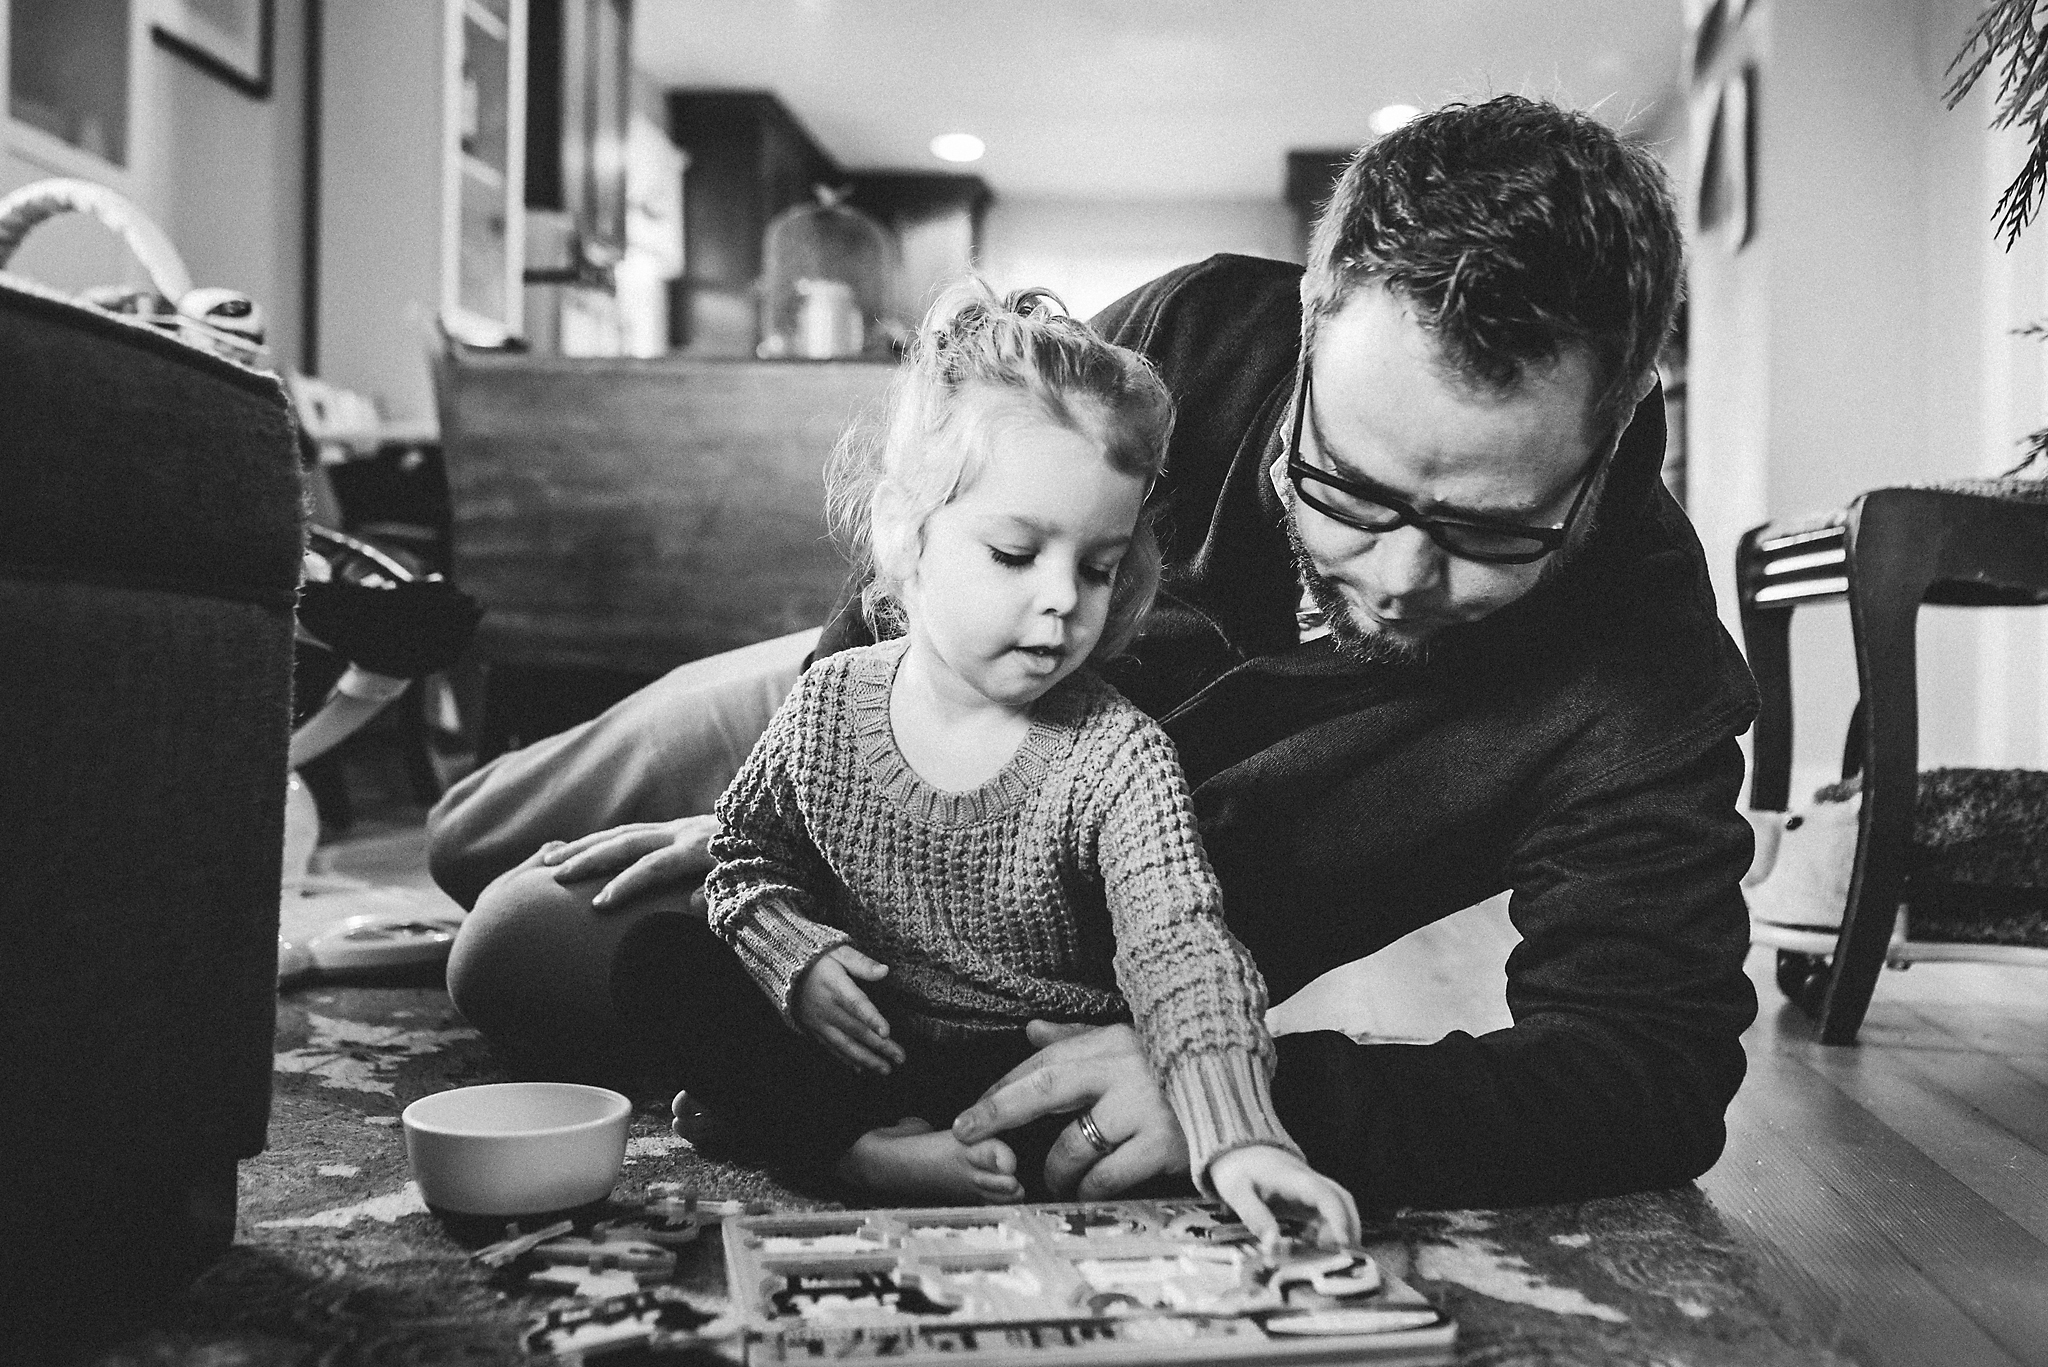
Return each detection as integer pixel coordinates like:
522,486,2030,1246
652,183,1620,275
1,0,308,372
157,0,307,374
1686,0,2048,804
316,0,443,426
978,195,1298,320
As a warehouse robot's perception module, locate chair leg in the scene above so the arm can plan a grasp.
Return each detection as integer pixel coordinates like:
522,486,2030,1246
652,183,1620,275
394,681,445,803
475,663,523,766
1840,699,1866,782
1819,504,1932,1045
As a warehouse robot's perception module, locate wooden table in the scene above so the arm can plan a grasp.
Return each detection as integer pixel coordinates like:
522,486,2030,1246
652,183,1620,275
431,349,898,677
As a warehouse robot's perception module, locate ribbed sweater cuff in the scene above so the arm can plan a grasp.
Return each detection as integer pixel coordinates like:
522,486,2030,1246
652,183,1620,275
726,901,850,1025
1164,1050,1302,1196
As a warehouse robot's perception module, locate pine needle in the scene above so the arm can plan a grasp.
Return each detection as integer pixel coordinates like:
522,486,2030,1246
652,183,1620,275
1947,0,2048,248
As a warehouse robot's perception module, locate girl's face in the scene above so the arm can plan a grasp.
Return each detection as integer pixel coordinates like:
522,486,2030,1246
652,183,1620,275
900,415,1146,712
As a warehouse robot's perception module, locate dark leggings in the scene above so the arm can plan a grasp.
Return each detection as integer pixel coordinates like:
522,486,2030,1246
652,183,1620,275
611,912,1070,1195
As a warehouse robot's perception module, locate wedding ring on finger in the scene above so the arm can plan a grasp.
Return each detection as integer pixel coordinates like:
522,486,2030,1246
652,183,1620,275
1075,1109,1114,1156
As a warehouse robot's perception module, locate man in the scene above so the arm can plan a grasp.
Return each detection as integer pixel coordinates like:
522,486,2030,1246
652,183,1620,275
433,95,1757,1210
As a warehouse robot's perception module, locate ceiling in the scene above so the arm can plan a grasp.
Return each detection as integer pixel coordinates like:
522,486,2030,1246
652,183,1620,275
634,1,1689,201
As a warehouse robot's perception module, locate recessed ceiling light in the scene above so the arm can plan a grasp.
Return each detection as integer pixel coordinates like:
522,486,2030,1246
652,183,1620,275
1369,104,1421,136
930,133,985,164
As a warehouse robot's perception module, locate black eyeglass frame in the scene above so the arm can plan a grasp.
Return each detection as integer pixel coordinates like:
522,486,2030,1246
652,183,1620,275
1284,359,1604,566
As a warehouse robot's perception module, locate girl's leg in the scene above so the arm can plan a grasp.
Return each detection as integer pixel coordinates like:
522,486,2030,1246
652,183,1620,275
833,1032,1058,1204
612,912,886,1174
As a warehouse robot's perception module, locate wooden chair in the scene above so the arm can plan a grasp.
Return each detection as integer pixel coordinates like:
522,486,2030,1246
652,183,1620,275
428,333,896,757
1737,486,2048,1043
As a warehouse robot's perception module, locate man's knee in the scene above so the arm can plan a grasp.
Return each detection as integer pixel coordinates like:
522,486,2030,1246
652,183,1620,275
427,629,817,908
446,857,633,1047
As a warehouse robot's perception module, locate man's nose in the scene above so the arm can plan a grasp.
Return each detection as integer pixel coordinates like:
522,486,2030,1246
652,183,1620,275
1370,524,1447,598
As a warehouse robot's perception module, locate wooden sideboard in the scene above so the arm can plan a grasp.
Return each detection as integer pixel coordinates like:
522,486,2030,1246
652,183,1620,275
431,349,896,675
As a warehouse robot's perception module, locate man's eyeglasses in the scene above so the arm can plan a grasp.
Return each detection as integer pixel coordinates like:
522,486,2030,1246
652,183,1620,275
1285,361,1602,566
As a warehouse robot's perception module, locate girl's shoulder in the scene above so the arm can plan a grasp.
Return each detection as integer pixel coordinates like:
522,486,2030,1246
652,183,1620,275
804,637,907,683
1043,668,1175,759
778,638,905,731
797,638,906,696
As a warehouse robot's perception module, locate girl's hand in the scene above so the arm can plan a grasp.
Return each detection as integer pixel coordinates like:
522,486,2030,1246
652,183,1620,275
538,816,718,913
1207,1145,1361,1250
796,946,906,1074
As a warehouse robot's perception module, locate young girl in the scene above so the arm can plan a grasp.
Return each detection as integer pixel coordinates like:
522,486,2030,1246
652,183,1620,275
678,283,1356,1244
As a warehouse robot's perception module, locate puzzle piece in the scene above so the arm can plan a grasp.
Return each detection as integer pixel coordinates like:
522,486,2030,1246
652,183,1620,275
643,1185,774,1223
523,1287,734,1361
1267,1249,1382,1300
595,1216,701,1249
532,1231,677,1281
527,1264,643,1300
470,1218,574,1270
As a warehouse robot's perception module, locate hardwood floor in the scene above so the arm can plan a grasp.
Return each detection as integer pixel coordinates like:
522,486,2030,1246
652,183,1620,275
1290,896,2048,1367
1707,952,2048,1367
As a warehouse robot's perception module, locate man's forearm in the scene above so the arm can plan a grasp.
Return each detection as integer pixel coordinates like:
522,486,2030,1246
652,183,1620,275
1270,1022,1745,1210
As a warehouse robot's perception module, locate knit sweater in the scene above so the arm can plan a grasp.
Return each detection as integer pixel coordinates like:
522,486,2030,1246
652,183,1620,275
703,638,1298,1183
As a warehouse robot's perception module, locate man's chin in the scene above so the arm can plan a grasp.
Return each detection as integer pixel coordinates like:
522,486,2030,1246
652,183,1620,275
1309,579,1429,666
1283,508,1430,665
1326,606,1429,666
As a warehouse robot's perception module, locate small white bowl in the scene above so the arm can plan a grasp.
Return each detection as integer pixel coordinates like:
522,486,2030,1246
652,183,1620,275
402,1082,631,1216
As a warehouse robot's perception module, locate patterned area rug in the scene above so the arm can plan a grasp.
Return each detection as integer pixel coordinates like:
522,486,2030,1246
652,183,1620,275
75,974,1842,1366
85,979,809,1365
72,818,1837,1364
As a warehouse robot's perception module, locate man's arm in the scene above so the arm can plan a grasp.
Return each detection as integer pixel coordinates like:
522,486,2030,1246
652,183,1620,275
963,732,1756,1210
1270,734,1756,1210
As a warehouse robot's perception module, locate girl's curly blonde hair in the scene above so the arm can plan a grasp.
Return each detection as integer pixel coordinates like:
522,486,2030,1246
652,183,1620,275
826,279,1174,662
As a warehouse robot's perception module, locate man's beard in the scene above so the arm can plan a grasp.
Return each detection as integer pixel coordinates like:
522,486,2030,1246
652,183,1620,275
1282,513,1428,667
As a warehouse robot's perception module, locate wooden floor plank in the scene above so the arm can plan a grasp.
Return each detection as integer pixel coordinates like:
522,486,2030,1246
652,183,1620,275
1787,1042,2048,1248
1706,1047,2027,1367
2006,1051,2048,1091
1898,1000,2048,1057
1750,1044,2048,1364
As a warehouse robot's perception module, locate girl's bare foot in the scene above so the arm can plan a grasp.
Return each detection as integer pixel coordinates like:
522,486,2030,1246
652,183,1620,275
836,1118,1023,1204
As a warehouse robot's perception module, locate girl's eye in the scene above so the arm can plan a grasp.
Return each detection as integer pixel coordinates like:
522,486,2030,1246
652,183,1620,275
989,547,1033,569
1080,561,1118,586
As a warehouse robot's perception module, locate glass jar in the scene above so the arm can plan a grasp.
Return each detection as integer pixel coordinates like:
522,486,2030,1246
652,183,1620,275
757,187,896,359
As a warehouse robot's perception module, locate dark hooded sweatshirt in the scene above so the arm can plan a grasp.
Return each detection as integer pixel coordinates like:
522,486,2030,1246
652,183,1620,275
822,254,1759,1210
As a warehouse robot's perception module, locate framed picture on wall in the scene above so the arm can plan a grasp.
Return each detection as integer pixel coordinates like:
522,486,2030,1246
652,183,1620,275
153,0,274,99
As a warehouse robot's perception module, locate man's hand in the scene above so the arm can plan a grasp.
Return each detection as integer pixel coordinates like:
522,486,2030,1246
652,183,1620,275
1207,1145,1361,1250
952,1022,1187,1199
539,816,718,913
795,946,905,1074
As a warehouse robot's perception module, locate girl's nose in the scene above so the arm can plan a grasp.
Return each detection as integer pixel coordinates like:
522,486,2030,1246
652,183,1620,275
1036,564,1080,616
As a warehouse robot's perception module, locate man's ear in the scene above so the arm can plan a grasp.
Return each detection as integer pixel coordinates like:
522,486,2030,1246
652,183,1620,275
1630,367,1659,404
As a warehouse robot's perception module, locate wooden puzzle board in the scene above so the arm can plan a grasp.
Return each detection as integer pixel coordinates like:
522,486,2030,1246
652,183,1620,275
721,1199,1455,1366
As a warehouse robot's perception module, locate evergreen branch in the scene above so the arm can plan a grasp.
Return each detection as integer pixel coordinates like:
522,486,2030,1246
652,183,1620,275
1948,0,2048,247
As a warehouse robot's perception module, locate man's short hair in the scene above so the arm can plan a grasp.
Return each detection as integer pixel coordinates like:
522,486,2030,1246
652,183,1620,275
1303,95,1683,436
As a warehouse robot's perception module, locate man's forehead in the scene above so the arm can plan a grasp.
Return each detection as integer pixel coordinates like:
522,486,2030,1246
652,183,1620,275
1317,286,1597,403
1304,300,1604,515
